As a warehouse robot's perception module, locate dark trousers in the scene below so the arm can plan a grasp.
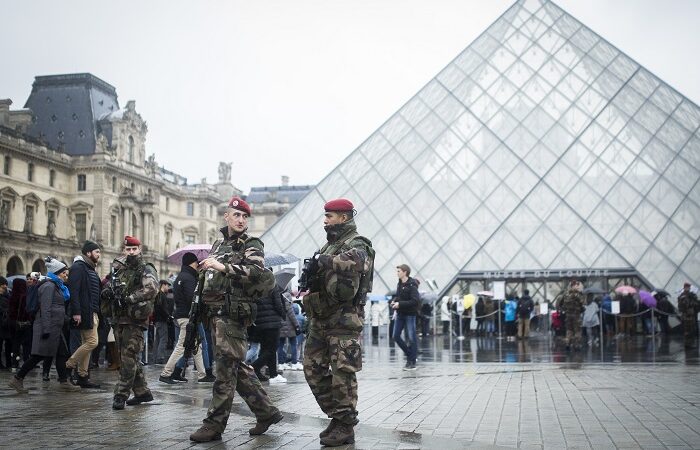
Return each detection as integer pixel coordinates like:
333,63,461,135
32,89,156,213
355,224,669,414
252,328,280,378
658,316,671,335
17,354,69,381
12,326,32,366
461,317,471,335
0,338,12,367
393,314,417,363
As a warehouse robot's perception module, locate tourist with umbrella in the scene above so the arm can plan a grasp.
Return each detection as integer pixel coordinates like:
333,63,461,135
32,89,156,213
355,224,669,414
654,290,675,335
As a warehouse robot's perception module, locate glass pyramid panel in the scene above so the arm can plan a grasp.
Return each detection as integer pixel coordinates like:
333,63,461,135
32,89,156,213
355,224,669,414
262,0,700,294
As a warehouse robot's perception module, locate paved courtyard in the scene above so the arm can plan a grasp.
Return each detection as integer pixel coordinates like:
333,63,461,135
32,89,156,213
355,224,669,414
1,334,699,449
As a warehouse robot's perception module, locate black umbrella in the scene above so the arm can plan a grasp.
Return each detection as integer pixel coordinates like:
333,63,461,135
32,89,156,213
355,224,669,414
652,289,670,297
274,268,296,290
583,287,606,295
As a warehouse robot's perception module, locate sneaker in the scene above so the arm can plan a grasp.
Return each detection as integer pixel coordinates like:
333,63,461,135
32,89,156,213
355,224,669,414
278,363,290,371
403,362,417,371
268,374,287,384
291,362,303,371
159,375,176,384
126,391,154,405
402,362,411,371
197,373,216,383
8,376,28,394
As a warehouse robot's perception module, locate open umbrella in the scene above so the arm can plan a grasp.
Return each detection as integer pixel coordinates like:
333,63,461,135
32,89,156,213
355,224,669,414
583,287,606,295
476,290,494,297
639,290,656,308
265,252,299,267
652,289,670,297
167,244,211,265
421,292,438,305
615,285,637,295
273,268,296,290
463,294,476,309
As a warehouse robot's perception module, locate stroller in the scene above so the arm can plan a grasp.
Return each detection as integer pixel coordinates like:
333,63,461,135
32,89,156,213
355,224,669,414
550,310,566,339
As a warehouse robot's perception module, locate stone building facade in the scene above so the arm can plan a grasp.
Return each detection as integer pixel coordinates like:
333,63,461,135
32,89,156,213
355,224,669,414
245,176,313,237
0,73,240,278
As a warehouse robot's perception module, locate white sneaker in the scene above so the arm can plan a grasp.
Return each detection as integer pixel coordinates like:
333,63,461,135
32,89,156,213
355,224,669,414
291,362,303,371
277,363,289,371
269,374,287,384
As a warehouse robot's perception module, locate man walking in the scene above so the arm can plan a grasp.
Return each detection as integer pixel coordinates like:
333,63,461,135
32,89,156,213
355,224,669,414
678,282,699,349
66,240,102,389
160,252,212,384
153,280,173,364
560,280,585,351
102,236,159,410
516,289,534,339
302,198,374,447
391,264,420,370
190,197,282,442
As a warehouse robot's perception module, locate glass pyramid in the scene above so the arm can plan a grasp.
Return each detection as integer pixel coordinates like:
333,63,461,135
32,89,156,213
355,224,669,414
262,0,700,295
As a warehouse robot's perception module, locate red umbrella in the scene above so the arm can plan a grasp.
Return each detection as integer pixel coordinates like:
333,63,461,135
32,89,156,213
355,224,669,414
615,285,637,295
639,290,656,308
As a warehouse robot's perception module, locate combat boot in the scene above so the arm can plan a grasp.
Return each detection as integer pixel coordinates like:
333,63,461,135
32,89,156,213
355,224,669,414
112,395,127,410
320,421,355,447
8,376,28,394
189,425,222,442
126,391,154,405
249,411,283,435
319,418,339,438
58,380,81,392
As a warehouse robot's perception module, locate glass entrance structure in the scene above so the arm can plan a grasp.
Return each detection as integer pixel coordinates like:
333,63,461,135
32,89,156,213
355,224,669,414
262,0,700,297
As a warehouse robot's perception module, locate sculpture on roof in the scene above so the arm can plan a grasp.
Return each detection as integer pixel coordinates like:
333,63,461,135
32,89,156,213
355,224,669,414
218,162,232,184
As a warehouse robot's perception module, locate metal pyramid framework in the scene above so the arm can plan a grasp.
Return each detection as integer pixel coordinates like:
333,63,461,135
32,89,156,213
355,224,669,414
262,0,700,295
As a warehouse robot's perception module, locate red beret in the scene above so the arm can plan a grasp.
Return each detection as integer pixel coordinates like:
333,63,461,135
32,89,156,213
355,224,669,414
324,198,354,212
124,235,141,246
228,196,251,216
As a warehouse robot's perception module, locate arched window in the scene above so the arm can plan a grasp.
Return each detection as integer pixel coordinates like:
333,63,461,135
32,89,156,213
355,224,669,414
128,136,135,163
6,255,24,276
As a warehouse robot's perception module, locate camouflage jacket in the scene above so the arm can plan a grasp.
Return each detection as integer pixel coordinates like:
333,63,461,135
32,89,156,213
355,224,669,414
678,291,699,318
203,226,275,306
560,288,584,317
113,255,158,329
317,219,372,305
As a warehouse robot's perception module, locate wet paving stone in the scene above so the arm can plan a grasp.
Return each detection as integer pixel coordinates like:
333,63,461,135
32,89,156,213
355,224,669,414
0,334,698,448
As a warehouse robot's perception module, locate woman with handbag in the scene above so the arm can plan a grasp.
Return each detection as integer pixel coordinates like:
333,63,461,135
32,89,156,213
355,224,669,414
8,258,80,393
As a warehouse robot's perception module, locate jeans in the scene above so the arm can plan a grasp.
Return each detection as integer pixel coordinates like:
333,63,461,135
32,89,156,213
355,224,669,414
175,322,210,369
393,314,417,364
153,321,169,363
245,341,260,363
296,333,305,360
278,336,298,365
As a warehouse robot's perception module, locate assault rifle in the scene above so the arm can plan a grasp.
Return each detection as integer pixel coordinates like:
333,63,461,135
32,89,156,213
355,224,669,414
110,265,126,310
297,252,320,296
183,272,205,358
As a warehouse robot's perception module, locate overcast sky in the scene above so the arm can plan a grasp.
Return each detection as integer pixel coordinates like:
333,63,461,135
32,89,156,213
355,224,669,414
2,0,699,193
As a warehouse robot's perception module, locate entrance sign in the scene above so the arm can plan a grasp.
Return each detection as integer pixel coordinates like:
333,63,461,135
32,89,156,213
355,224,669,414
540,303,548,315
611,301,620,314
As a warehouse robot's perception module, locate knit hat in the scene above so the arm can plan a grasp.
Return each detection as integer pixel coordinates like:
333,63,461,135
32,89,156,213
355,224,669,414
45,257,67,275
0,276,7,287
182,252,199,267
81,240,100,254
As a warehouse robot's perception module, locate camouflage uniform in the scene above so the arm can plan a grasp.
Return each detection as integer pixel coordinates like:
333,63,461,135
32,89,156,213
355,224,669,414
560,288,584,348
303,219,373,431
110,255,158,401
678,290,699,348
200,226,279,434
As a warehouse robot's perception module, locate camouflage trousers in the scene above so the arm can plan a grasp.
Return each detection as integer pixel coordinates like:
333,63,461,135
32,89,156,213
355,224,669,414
303,322,363,425
113,324,150,399
681,315,697,347
565,316,582,347
203,317,279,433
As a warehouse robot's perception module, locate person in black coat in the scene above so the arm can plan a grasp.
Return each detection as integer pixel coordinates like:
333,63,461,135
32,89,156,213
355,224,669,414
152,280,173,364
390,264,420,370
655,293,675,335
8,258,80,393
251,285,286,382
66,241,102,388
516,290,534,339
0,276,12,369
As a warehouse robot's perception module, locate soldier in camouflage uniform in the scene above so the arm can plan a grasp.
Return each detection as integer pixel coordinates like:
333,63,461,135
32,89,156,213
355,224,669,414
190,197,282,443
678,282,699,349
101,236,159,410
302,198,374,447
559,280,585,351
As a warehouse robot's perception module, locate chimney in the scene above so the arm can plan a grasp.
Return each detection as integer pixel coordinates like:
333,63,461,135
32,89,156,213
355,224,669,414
281,175,289,187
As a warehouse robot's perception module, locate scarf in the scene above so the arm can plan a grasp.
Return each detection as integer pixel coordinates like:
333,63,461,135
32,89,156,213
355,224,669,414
47,272,70,302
